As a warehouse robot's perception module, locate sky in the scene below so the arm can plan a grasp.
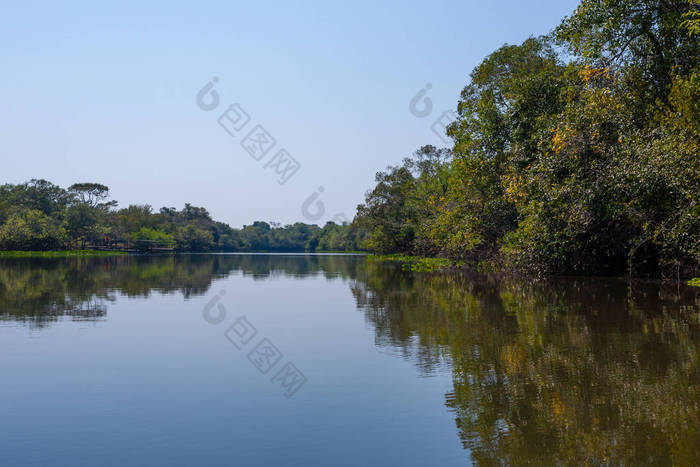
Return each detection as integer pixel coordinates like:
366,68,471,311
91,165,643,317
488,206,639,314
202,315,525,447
1,0,581,227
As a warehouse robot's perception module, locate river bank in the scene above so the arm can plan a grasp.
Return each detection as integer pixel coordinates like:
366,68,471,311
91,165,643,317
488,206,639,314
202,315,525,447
0,250,128,258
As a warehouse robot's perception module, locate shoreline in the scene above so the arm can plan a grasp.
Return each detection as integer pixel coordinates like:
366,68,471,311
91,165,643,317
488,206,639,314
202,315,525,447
0,250,128,258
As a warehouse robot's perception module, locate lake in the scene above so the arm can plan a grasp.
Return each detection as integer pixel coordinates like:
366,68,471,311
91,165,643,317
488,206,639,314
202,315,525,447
1,254,699,466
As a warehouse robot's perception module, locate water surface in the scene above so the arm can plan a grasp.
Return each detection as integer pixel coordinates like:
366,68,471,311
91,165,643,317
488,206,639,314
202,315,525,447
1,254,699,465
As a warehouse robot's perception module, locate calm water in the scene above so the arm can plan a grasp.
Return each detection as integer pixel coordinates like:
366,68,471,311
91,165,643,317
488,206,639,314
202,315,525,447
1,254,699,466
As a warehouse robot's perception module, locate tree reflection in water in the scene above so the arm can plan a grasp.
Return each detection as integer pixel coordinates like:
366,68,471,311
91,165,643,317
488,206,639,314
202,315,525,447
352,261,700,465
0,254,364,327
1,254,699,463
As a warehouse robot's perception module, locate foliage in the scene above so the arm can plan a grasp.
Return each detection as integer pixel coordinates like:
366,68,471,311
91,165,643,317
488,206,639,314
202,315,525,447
683,0,700,36
355,145,451,254
0,210,66,250
353,0,699,278
67,183,115,208
65,203,101,247
0,180,362,253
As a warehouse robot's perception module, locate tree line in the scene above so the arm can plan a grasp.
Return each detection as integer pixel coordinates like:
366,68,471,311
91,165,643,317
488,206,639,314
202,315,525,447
0,180,362,252
354,0,699,278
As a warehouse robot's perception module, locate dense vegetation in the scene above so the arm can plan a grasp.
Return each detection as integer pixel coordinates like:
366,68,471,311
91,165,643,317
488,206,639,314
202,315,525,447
354,0,699,278
0,180,361,252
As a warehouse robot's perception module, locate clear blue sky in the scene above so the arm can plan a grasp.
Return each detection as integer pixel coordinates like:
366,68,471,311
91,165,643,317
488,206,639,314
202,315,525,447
1,0,580,227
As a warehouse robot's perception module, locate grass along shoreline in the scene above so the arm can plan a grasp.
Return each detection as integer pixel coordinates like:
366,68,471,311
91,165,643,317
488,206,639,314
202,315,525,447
0,250,128,258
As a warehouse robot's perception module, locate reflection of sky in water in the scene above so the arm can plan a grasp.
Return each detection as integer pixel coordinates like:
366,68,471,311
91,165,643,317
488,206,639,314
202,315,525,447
0,255,467,466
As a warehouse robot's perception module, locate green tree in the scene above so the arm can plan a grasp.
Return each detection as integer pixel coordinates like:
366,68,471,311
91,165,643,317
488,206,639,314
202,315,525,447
68,183,116,209
65,203,101,248
176,225,215,252
556,0,700,110
0,210,66,250
429,37,567,260
356,165,416,253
